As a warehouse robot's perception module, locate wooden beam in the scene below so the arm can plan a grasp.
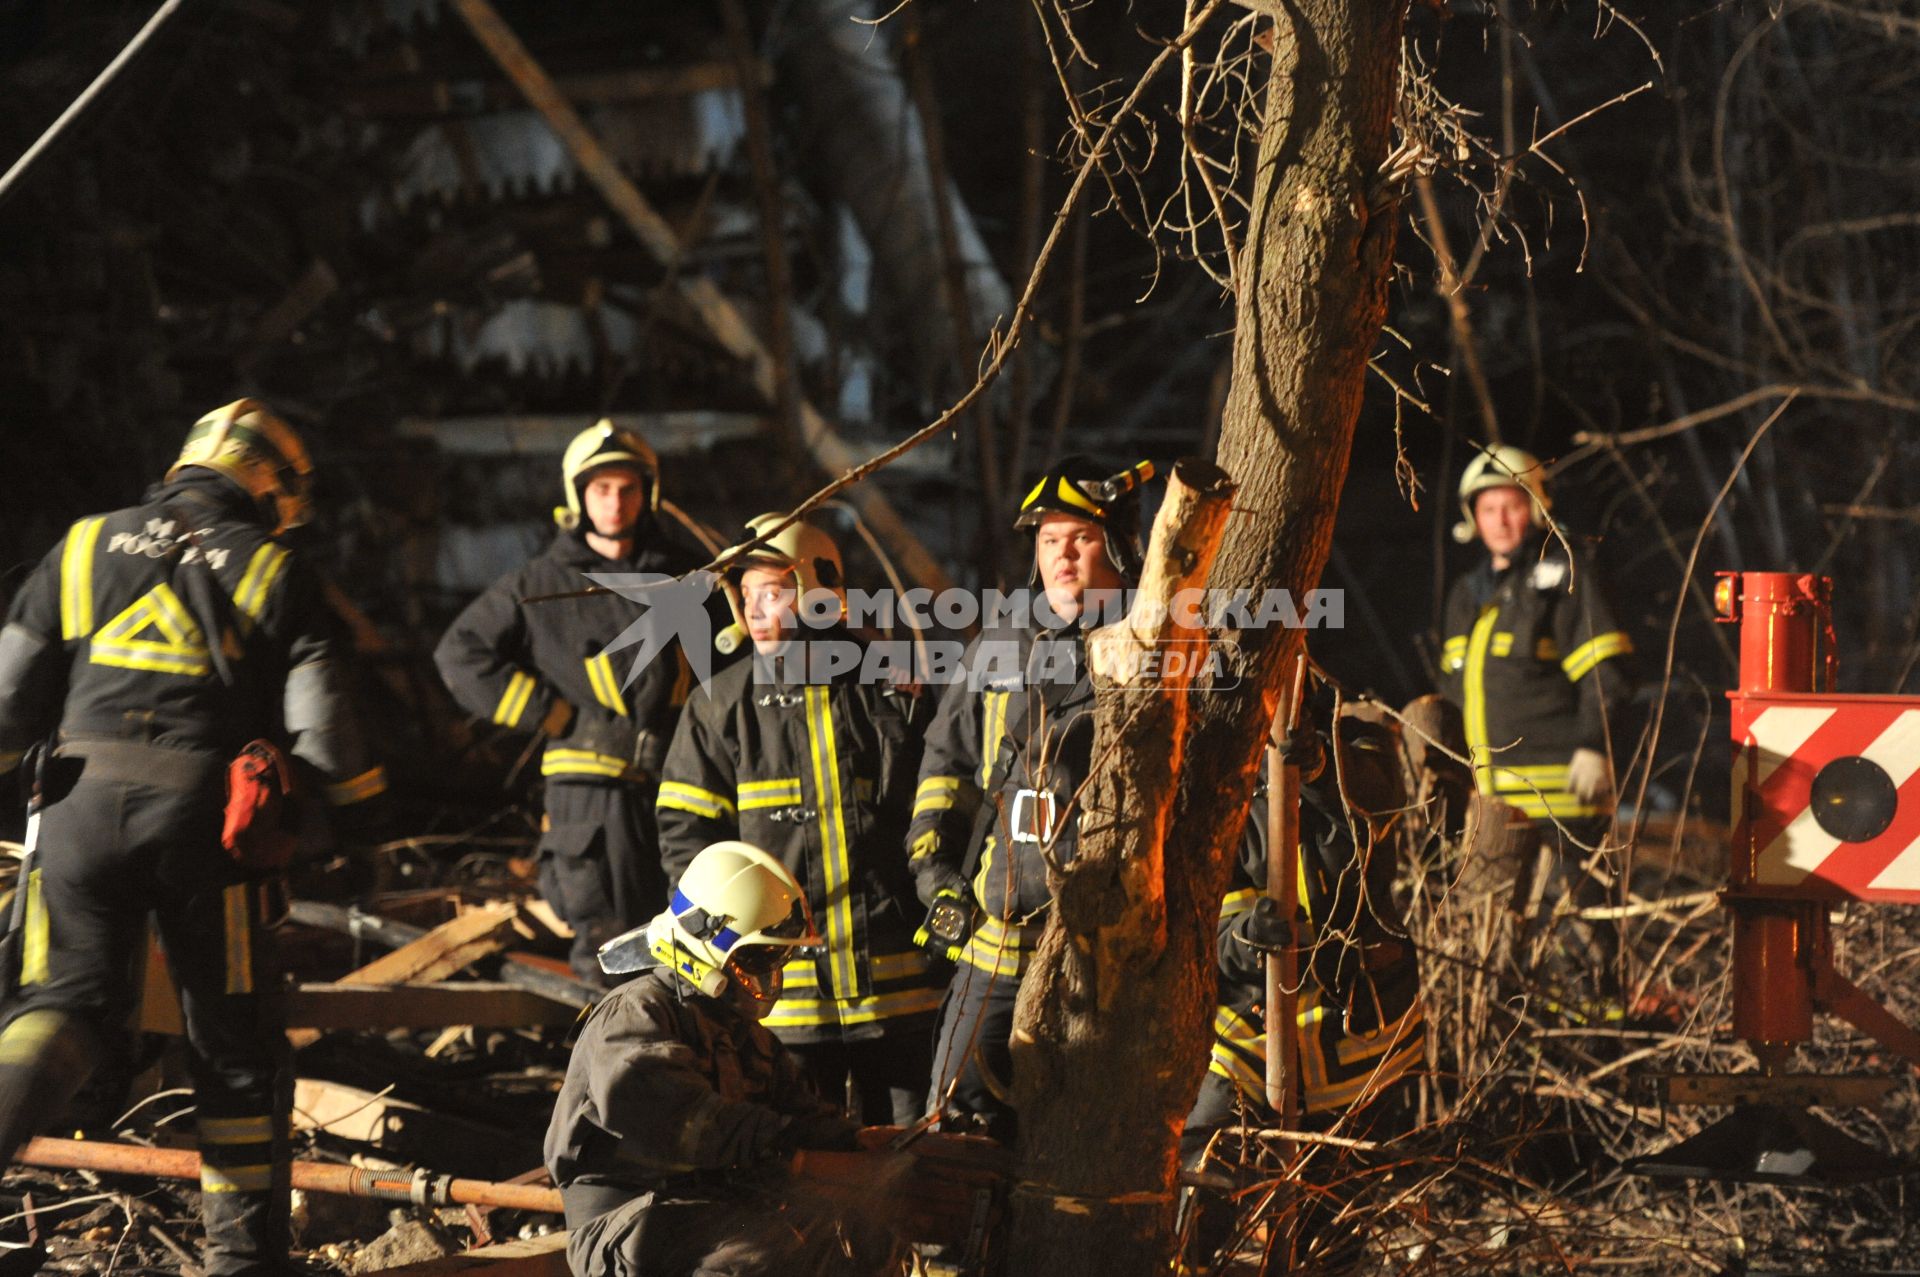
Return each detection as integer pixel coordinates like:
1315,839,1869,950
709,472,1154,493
340,904,521,988
445,0,953,593
280,982,579,1031
363,1232,570,1277
288,905,522,1047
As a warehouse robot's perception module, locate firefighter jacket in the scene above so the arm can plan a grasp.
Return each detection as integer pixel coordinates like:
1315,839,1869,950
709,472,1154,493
0,473,385,808
1439,531,1634,822
1210,771,1427,1116
435,526,703,785
906,622,1090,980
655,632,940,1044
544,967,854,1203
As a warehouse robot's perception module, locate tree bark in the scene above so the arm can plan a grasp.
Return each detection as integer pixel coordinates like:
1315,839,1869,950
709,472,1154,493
1004,2,1405,1272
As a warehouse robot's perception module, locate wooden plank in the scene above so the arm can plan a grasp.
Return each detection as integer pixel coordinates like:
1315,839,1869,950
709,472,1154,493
288,905,523,1047
366,1231,570,1276
281,982,579,1031
341,904,521,988
445,0,952,594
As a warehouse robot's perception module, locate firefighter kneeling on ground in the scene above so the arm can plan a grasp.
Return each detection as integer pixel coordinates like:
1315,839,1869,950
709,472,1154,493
1181,694,1427,1269
544,840,899,1277
655,516,939,1125
0,400,388,1277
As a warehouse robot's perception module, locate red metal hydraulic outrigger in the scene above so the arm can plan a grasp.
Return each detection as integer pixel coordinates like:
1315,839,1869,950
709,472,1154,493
1634,572,1920,1184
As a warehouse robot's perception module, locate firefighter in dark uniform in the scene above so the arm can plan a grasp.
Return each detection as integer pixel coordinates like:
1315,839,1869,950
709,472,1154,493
909,459,1151,1139
1181,702,1426,1264
545,839,890,1277
0,400,388,1276
1437,446,1634,978
436,422,704,983
656,516,939,1125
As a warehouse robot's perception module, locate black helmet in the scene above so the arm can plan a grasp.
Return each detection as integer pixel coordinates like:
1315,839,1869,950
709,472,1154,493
1013,456,1154,581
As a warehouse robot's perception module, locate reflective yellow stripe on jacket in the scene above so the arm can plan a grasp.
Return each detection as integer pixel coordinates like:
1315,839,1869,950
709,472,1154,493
803,686,859,999
765,948,942,1030
584,652,628,716
913,776,962,819
956,914,1033,978
978,690,1010,786
658,781,736,821
232,543,290,629
493,670,536,727
542,748,632,781
59,517,107,640
738,778,802,811
1561,631,1633,682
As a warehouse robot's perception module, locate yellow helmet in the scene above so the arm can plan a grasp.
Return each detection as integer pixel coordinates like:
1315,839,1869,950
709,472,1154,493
715,513,845,655
1453,444,1550,544
555,420,660,530
610,841,820,1005
168,399,314,536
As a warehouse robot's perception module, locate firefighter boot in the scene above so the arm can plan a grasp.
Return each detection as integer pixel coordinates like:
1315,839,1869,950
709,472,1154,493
0,1009,102,1158
199,1176,290,1277
199,1107,291,1277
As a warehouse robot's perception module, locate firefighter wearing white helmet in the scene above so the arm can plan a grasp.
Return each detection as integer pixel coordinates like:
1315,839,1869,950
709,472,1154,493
1438,443,1635,990
713,512,845,657
435,420,710,984
0,398,387,1276
656,516,941,1127
546,841,892,1277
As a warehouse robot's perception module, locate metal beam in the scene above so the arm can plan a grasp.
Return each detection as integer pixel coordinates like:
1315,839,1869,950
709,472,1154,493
445,0,952,593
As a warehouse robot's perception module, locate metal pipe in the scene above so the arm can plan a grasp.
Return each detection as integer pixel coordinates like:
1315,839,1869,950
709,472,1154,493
0,0,190,208
18,1138,562,1214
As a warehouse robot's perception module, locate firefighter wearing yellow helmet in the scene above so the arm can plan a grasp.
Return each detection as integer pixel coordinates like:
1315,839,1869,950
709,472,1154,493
656,516,942,1127
0,399,388,1276
546,840,894,1277
435,420,708,984
1438,444,1635,987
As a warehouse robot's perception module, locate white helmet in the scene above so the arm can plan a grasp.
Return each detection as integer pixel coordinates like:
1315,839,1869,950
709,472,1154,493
555,420,661,530
714,513,845,655
1453,444,1550,544
168,399,315,536
598,842,819,1008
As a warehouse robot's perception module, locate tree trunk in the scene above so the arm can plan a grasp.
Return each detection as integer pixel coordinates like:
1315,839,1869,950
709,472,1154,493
1004,2,1405,1272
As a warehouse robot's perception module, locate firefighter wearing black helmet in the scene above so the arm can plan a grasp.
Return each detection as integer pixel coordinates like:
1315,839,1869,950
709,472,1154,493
0,399,388,1276
435,421,709,983
906,457,1151,1139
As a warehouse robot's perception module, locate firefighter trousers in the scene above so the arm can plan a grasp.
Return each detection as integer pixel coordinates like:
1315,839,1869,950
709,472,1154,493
537,780,666,984
790,1027,935,1126
567,1185,896,1277
0,753,290,1277
928,962,1018,1140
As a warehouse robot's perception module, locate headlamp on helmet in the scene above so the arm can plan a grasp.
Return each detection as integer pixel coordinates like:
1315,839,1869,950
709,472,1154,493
1013,457,1155,583
168,399,315,536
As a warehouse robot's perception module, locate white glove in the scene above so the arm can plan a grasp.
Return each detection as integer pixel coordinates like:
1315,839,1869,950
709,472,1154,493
1567,748,1613,805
